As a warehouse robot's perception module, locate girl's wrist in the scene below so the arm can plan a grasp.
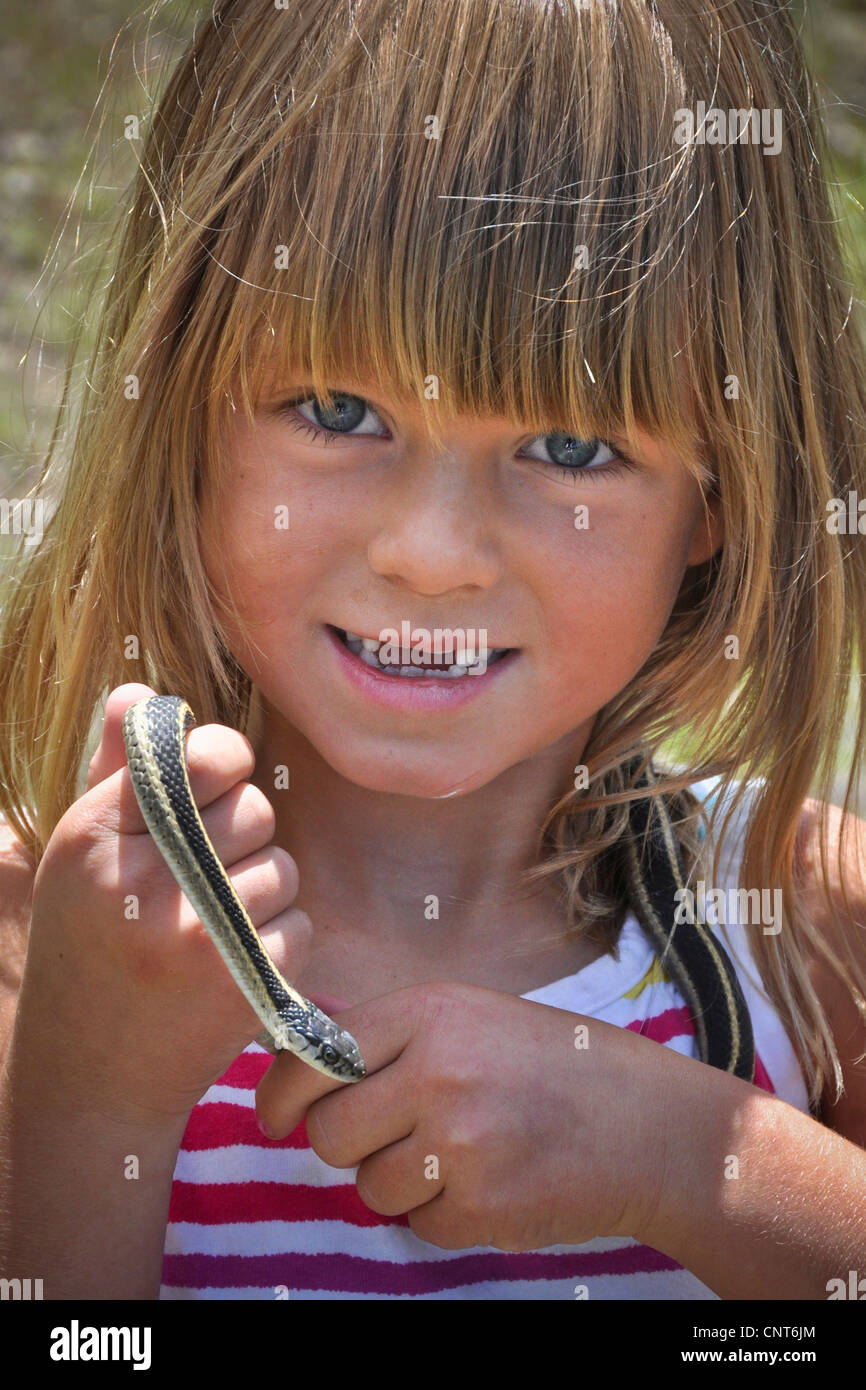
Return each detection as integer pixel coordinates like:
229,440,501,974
601,1029,702,1247
551,1016,707,1250
633,1053,747,1252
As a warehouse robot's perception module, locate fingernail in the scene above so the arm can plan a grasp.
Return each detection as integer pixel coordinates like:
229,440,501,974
257,1116,275,1139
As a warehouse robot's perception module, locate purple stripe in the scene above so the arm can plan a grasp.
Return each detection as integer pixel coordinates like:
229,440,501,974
162,1243,682,1294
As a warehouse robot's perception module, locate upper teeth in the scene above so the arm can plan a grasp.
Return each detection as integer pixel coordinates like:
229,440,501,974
338,628,504,676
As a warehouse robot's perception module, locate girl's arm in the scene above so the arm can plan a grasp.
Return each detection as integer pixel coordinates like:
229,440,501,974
640,799,866,1299
0,830,188,1300
639,1040,866,1299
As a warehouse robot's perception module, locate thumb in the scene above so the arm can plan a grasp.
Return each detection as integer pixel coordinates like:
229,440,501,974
85,683,159,791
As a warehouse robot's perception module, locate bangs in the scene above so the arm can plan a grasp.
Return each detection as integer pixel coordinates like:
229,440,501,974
185,0,701,456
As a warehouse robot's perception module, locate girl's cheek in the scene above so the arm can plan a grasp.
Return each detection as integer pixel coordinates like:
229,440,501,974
539,513,689,662
203,480,307,605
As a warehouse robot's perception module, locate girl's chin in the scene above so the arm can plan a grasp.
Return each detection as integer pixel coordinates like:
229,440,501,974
316,748,490,800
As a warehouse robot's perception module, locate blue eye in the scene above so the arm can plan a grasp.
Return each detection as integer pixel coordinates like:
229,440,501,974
281,391,387,445
278,391,635,480
520,434,613,468
518,433,624,477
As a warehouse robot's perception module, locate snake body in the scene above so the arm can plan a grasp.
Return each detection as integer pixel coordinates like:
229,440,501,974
623,759,755,1083
122,695,365,1082
122,694,754,1088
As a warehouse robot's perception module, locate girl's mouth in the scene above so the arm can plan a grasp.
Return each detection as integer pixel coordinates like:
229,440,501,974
327,624,511,677
323,623,518,710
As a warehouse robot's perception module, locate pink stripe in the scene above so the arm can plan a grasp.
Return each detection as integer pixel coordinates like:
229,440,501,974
162,1242,683,1293
753,1051,775,1093
168,1179,407,1227
626,1005,694,1045
180,1103,308,1152
213,1051,271,1089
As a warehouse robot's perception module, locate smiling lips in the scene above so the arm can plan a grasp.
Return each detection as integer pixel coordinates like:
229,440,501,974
329,625,511,678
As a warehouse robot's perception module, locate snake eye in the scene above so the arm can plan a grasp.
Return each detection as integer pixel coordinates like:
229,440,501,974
320,1043,339,1065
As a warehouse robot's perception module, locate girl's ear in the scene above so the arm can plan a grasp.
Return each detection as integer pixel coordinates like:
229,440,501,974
686,489,725,567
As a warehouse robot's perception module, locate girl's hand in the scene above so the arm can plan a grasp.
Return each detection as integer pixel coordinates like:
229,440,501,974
13,683,313,1123
254,982,675,1252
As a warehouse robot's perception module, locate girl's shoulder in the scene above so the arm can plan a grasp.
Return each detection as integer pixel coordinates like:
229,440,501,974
0,815,37,1061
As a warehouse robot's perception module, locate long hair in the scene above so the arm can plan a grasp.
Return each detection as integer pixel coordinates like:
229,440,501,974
1,0,864,1110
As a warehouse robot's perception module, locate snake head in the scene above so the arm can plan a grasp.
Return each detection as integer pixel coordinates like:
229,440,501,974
318,1031,366,1082
287,1011,366,1082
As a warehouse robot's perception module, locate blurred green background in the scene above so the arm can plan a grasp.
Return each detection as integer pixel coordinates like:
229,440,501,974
0,0,863,806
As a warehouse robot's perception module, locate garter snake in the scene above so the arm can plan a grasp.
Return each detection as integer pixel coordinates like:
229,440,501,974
121,695,754,1087
122,694,366,1082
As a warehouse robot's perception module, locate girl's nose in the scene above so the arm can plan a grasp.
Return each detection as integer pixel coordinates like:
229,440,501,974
366,454,504,595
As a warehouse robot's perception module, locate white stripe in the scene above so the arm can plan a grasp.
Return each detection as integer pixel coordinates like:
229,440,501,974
199,1085,256,1106
163,1218,637,1260
172,1145,355,1185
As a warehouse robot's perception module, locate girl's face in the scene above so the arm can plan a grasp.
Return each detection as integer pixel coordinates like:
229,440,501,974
201,371,722,798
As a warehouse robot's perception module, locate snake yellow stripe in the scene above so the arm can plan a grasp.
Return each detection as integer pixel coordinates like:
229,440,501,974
122,695,365,1082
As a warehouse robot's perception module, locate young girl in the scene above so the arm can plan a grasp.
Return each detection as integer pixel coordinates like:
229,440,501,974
1,0,865,1301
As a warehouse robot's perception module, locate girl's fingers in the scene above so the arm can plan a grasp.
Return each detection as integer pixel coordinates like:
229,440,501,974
256,905,315,978
254,991,418,1139
169,845,300,934
83,697,258,838
183,724,257,807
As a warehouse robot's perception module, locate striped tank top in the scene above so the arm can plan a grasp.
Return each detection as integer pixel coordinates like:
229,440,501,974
159,777,811,1299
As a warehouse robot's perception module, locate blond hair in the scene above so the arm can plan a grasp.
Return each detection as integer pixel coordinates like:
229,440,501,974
1,0,864,1110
